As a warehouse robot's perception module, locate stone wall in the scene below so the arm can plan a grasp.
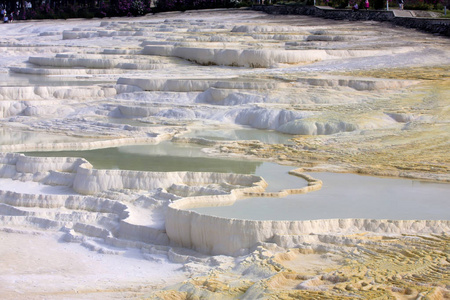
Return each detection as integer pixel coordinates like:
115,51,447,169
393,16,450,36
252,5,450,36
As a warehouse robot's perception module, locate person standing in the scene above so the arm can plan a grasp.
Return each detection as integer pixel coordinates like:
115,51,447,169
2,9,8,23
365,0,370,9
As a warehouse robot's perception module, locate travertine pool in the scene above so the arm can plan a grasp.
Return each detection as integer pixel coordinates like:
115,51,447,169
25,143,450,221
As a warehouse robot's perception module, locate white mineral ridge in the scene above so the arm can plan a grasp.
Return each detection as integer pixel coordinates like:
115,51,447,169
0,153,266,252
277,114,398,135
142,44,416,68
166,202,450,256
0,86,116,101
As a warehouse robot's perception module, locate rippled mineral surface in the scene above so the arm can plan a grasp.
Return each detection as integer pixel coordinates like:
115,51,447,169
0,9,449,299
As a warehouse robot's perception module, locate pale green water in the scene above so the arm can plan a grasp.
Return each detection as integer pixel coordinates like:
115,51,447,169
24,142,450,221
193,172,450,221
24,142,263,174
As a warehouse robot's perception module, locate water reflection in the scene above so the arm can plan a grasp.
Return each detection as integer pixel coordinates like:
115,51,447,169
23,142,450,221
193,172,450,221
24,142,263,174
181,128,294,145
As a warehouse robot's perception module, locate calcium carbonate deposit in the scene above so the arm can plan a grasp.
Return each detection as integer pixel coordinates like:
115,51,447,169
0,9,449,299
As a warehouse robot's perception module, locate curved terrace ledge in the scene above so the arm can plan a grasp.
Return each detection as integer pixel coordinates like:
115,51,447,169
166,208,450,256
2,153,449,258
0,135,173,153
166,169,325,255
166,170,449,256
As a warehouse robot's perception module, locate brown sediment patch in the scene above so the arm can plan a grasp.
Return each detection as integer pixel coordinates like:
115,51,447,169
336,66,450,81
149,290,189,300
152,233,449,299
274,249,341,276
266,272,310,290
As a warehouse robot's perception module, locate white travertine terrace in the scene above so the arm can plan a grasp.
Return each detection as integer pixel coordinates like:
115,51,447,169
165,169,448,256
0,9,449,298
0,136,171,152
0,152,266,249
166,208,449,256
5,152,447,258
142,45,416,68
1,10,436,143
0,86,116,101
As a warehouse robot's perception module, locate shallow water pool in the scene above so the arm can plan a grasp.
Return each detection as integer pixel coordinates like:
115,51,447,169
24,143,450,221
24,142,263,174
192,172,450,221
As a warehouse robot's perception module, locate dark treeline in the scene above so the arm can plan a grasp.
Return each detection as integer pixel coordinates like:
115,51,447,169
0,0,153,19
1,0,241,20
1,1,113,12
